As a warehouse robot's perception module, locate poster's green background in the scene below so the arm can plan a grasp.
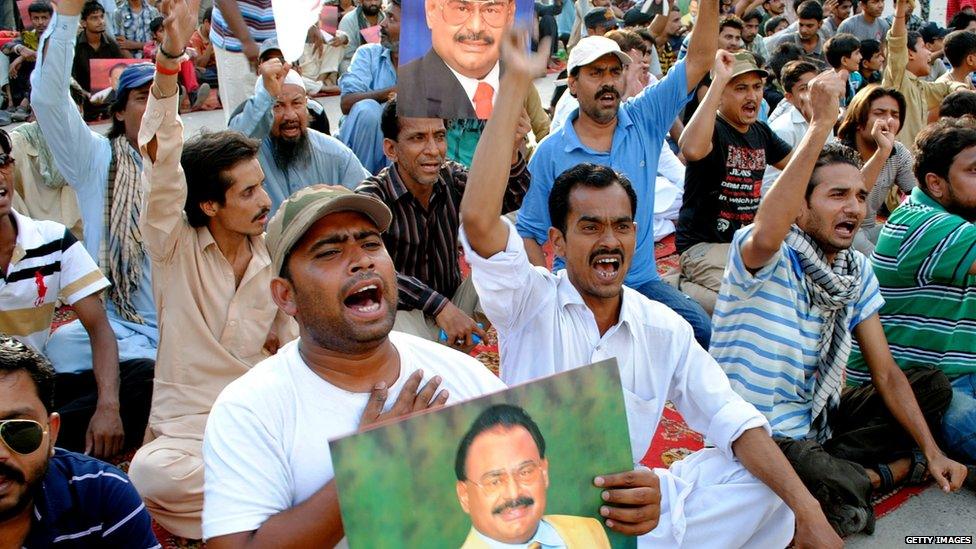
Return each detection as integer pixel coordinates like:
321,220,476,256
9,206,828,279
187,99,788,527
331,360,635,549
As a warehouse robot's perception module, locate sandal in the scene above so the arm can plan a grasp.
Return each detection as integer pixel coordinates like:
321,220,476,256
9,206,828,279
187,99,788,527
875,449,929,493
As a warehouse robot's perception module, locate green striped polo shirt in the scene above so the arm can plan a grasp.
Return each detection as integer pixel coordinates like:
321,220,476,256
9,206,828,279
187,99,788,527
848,187,976,385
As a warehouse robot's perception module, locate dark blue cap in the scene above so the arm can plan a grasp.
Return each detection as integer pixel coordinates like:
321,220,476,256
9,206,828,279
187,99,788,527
116,62,155,95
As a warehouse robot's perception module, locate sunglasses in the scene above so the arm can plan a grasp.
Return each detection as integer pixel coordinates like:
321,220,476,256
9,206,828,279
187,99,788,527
0,419,46,455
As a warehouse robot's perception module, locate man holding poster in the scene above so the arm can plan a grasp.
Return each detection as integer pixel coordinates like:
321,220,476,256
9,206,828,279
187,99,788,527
459,28,844,548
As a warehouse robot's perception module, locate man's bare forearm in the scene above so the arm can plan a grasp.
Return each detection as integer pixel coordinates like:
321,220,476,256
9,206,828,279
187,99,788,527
733,427,824,518
339,86,394,114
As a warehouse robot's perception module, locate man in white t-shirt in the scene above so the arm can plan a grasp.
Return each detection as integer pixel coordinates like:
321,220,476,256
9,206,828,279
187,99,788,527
201,185,669,546
459,29,844,548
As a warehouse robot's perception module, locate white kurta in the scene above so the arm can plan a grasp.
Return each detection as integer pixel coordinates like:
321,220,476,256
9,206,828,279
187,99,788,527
460,219,795,548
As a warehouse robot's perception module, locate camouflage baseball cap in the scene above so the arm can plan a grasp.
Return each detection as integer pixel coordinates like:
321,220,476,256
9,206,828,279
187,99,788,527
265,185,392,276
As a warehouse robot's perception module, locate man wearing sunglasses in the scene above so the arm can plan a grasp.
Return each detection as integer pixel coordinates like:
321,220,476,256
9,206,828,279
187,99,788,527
0,336,158,546
398,0,517,119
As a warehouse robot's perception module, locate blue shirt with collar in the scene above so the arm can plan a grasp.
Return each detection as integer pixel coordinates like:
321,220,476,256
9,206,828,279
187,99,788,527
516,59,693,286
23,449,159,548
30,12,159,370
473,518,566,549
338,43,397,96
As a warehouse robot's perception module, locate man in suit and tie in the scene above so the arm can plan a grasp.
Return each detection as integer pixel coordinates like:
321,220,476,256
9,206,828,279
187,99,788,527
455,404,611,548
398,0,516,119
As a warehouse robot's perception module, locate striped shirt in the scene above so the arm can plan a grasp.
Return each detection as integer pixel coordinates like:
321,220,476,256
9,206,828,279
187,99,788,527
848,187,976,383
209,0,275,52
0,210,108,355
850,140,916,232
711,225,884,439
114,2,160,45
23,449,159,548
355,160,529,317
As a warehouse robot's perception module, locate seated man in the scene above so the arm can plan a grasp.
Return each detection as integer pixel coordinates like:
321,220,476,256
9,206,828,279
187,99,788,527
676,51,792,314
0,1,53,121
937,30,976,89
0,129,150,459
0,336,158,546
460,30,841,548
127,9,297,539
113,0,159,57
189,7,217,86
356,98,529,349
847,117,976,472
764,1,826,63
518,1,723,349
711,69,968,535
228,58,369,214
337,0,398,174
335,0,383,75
764,60,820,193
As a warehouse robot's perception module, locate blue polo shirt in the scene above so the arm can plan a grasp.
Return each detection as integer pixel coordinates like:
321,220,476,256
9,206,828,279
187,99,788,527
23,449,159,548
516,60,693,286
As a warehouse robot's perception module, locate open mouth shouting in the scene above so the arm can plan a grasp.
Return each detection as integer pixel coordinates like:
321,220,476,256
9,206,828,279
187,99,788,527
595,87,620,109
590,251,623,282
834,219,857,239
342,279,386,321
741,102,758,118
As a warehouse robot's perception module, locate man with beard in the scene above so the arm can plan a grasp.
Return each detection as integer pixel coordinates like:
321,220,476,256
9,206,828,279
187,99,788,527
710,69,968,536
229,58,370,214
516,0,721,350
397,0,517,119
675,51,793,314
847,116,976,479
125,0,297,538
355,97,529,349
455,404,610,548
338,0,400,174
460,29,842,548
336,0,384,75
0,336,157,546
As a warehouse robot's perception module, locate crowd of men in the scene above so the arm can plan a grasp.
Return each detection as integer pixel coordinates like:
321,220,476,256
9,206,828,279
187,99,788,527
0,0,975,546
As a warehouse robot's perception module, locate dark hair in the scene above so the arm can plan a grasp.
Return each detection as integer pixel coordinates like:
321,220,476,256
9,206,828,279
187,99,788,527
0,336,55,413
796,0,823,21
914,116,976,192
781,60,819,94
906,31,923,52
380,97,400,141
455,404,546,481
742,8,763,25
858,39,881,69
764,15,787,35
719,15,744,33
27,1,52,16
944,30,976,69
149,16,164,34
605,29,648,55
940,90,976,118
769,41,804,82
107,91,131,139
824,33,860,68
547,163,637,235
81,0,104,19
634,27,654,45
948,11,976,32
201,6,213,23
806,143,863,199
836,85,906,144
180,131,261,227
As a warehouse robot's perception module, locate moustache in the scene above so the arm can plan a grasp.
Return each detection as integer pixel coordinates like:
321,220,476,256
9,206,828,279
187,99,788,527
589,247,624,264
454,30,494,45
340,272,385,296
0,461,24,484
594,86,620,101
492,496,535,515
252,207,270,222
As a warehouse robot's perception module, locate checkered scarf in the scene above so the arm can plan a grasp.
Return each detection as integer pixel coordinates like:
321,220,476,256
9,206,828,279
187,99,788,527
785,225,861,444
100,136,146,324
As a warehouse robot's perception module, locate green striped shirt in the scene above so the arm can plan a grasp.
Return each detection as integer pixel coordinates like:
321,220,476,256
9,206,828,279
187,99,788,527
848,187,976,384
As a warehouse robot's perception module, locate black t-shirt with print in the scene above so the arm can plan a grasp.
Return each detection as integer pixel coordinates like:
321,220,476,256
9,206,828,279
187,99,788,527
676,116,792,252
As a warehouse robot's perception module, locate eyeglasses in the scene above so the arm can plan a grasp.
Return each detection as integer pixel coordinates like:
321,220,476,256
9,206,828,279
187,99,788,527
468,461,543,497
438,0,511,28
0,419,46,455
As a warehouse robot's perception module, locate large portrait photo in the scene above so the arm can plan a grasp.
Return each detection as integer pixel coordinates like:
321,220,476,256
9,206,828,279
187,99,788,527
397,0,533,119
330,359,635,548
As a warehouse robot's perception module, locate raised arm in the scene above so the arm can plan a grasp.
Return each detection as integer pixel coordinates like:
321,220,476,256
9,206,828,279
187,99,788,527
678,51,734,161
227,58,289,139
859,118,895,194
139,0,199,263
30,0,101,191
460,30,550,258
215,0,259,68
740,69,846,271
882,0,909,89
682,0,719,92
